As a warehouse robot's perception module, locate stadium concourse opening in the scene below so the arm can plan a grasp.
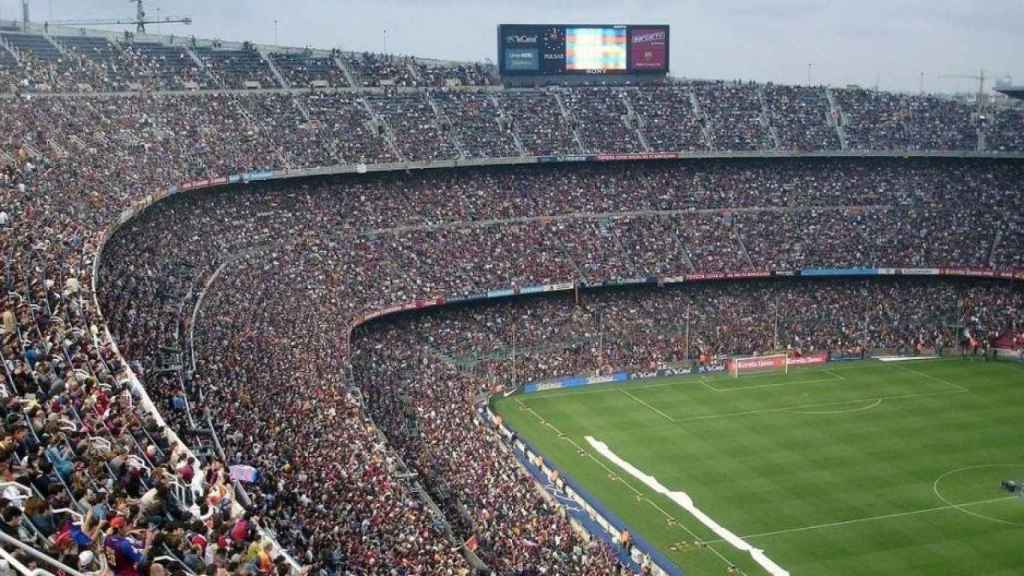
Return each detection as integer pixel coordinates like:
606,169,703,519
3,3,1023,576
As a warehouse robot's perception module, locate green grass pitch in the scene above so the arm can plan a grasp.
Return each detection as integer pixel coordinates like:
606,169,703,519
492,359,1024,575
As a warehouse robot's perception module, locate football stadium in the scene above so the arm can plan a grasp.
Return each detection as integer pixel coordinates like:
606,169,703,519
1,1,1023,574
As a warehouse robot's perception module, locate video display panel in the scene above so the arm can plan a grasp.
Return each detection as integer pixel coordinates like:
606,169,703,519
565,27,627,72
504,48,539,72
498,24,669,76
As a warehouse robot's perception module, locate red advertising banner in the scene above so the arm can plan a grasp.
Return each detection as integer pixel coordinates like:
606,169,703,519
595,152,679,161
629,27,668,71
729,351,828,372
940,268,1017,280
685,271,772,281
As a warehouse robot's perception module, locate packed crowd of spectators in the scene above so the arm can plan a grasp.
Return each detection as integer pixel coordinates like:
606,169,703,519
692,80,775,151
2,48,1023,575
88,156,1023,573
344,52,419,88
0,29,1020,158
354,277,1024,388
627,86,708,152
0,182,290,575
986,106,1024,153
301,93,399,165
194,45,279,89
562,88,644,154
431,92,520,159
501,91,582,156
269,51,349,88
369,95,460,161
763,84,841,151
833,88,979,151
411,60,498,88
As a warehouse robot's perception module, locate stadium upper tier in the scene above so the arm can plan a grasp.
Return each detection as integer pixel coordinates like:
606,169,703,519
1,20,1024,576
0,25,1022,155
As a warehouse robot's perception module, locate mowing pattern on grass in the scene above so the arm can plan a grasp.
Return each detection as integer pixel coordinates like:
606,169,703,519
493,360,1024,576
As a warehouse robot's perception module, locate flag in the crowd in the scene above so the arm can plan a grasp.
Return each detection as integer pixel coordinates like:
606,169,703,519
229,464,259,483
464,535,479,552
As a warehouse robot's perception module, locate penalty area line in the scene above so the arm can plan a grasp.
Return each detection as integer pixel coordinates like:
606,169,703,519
621,389,676,422
890,362,970,393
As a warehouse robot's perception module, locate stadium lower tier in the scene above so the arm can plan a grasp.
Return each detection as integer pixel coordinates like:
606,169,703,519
84,158,1024,573
354,278,1024,573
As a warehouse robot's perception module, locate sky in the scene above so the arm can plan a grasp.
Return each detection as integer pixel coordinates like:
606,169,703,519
2,0,1021,93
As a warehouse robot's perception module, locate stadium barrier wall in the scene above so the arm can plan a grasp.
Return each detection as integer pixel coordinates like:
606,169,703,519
995,348,1024,363
520,351,831,394
91,153,1024,576
521,365,716,393
479,407,679,576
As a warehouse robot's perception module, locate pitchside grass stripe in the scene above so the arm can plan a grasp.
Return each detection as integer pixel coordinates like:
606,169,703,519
494,360,1024,575
514,399,756,574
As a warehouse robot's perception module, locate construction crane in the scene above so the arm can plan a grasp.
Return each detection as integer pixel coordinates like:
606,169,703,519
47,0,192,34
939,69,987,116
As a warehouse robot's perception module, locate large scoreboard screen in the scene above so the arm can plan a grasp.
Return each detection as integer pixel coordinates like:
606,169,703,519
498,24,669,76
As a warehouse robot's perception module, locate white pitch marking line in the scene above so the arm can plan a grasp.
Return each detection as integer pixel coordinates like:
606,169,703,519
515,398,753,573
932,464,1024,527
892,362,970,393
699,375,719,393
622,388,676,422
787,397,883,415
705,376,841,393
642,498,754,576
670,388,968,425
825,368,847,381
701,495,1017,544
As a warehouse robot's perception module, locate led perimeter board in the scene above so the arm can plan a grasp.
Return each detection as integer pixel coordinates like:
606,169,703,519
498,24,669,76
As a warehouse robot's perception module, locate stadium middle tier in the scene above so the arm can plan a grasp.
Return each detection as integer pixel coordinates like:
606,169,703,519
0,81,1021,157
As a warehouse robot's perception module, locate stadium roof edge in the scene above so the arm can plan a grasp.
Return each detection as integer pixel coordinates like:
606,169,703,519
0,18,482,67
996,86,1024,101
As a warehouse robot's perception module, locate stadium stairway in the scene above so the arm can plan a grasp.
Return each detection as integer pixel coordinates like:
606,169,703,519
490,93,528,156
689,89,716,149
825,87,850,150
427,92,467,158
263,48,290,89
620,90,653,152
553,91,587,154
333,55,358,88
360,96,405,161
1,32,62,62
758,86,783,149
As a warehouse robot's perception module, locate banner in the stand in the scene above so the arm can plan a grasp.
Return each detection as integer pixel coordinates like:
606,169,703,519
941,267,1017,280
245,170,274,182
537,155,591,163
594,152,681,161
877,267,940,276
800,267,878,277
